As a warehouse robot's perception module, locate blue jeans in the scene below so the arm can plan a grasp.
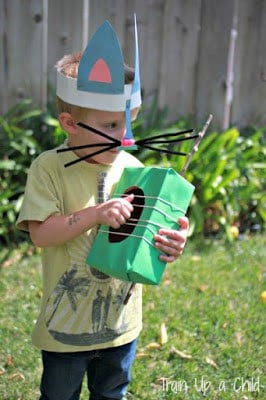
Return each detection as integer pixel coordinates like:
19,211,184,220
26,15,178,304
39,340,137,400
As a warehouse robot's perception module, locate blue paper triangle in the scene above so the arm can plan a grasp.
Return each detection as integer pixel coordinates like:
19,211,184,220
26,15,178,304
121,15,140,147
132,14,141,95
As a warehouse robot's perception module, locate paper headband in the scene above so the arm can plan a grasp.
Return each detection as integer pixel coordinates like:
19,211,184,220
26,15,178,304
56,16,141,112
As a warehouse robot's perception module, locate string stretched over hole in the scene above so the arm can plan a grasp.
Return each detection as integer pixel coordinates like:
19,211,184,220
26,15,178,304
109,186,145,242
107,188,183,243
99,229,156,249
113,194,187,213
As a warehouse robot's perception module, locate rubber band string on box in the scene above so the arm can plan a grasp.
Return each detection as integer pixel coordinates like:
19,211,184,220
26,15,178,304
98,195,184,249
96,193,183,304
114,194,186,214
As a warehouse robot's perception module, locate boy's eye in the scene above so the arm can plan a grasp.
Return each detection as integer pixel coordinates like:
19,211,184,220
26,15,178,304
105,122,117,130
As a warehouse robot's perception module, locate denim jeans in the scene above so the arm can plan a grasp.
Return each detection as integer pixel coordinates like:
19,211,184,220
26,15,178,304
39,339,137,400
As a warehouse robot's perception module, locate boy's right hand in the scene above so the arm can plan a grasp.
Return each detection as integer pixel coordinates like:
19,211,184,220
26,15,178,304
95,194,134,229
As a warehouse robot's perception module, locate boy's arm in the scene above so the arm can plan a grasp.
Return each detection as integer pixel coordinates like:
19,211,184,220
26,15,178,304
29,195,134,248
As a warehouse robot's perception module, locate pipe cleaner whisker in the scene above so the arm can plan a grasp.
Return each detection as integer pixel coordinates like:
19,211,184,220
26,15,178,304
136,128,194,143
138,144,188,156
64,144,117,168
57,143,117,153
138,134,199,145
77,122,121,144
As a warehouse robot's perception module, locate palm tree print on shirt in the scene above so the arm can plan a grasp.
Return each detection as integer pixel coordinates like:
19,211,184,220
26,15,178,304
46,266,91,327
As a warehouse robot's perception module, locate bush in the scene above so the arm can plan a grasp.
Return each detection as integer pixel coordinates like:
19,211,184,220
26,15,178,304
0,101,40,245
175,126,265,239
0,100,65,246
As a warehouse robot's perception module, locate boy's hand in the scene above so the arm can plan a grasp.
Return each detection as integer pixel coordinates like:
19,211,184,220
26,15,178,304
153,216,189,263
96,194,134,229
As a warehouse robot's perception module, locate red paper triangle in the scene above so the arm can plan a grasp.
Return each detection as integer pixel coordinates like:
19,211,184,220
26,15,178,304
88,58,112,83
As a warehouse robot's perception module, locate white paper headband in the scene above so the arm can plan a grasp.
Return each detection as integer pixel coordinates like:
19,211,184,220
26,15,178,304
56,70,141,111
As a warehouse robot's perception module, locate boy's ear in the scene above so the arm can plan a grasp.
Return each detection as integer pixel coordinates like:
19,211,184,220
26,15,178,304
58,112,78,134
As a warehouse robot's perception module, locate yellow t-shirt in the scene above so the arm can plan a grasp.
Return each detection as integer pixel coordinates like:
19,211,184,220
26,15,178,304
16,144,143,352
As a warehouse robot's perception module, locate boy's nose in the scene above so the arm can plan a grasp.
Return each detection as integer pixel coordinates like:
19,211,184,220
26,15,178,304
118,125,127,141
119,124,136,150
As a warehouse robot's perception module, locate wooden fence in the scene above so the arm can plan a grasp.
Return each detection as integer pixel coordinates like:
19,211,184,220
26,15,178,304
1,0,265,129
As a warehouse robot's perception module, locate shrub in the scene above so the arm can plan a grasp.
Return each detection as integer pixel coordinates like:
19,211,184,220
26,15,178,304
0,100,65,246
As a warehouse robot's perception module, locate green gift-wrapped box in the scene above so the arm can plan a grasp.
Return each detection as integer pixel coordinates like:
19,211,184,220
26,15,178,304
87,167,194,285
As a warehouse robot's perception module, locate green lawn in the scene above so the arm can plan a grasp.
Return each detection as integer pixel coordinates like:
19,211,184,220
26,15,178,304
0,235,265,399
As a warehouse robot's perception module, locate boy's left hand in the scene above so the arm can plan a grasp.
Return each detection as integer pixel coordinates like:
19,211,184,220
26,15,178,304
153,216,189,263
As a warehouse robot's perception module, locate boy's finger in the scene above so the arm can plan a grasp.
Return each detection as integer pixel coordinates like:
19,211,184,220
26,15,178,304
178,216,189,231
125,193,134,203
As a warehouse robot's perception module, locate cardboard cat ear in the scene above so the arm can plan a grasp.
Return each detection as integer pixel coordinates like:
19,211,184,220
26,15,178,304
56,16,141,114
77,21,125,96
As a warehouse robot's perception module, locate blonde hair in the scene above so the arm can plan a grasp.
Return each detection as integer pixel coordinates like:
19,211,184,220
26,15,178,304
56,52,135,115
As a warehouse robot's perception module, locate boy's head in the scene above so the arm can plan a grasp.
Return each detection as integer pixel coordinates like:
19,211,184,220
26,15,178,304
56,52,135,117
55,18,141,165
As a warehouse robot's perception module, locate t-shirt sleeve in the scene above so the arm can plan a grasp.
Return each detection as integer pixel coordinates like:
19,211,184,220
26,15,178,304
16,156,61,232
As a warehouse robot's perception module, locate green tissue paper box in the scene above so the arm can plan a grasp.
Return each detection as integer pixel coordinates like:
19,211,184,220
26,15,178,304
87,167,194,285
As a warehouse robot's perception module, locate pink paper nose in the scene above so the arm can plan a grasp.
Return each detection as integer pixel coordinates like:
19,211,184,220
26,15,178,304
121,138,135,147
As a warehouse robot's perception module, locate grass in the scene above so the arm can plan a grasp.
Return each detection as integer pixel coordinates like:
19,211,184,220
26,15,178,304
0,235,265,399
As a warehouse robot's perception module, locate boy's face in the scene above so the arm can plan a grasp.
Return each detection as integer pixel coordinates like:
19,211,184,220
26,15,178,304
67,108,139,165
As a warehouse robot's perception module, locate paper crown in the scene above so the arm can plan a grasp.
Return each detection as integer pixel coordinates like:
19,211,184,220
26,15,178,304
56,16,141,113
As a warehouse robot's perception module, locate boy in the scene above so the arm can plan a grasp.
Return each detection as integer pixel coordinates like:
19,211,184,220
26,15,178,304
16,20,189,400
